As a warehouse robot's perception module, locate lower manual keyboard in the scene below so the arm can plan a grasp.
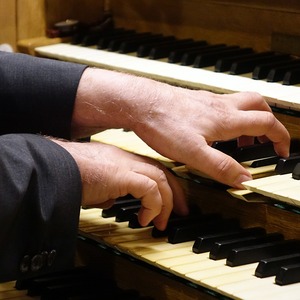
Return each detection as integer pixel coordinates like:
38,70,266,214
79,207,300,300
243,173,300,207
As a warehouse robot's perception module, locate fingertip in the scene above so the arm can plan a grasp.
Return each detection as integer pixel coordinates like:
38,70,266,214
153,218,168,231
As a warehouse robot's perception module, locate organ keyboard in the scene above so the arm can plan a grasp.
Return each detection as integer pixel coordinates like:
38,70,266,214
76,204,300,300
34,33,300,112
13,0,300,299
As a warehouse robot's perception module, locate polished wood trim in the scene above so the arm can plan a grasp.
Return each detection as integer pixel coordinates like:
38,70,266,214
0,0,17,50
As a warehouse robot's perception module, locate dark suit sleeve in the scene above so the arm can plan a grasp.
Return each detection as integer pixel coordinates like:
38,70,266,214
0,51,87,139
0,134,82,282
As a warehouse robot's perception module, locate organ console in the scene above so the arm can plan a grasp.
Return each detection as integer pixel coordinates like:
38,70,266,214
1,0,300,299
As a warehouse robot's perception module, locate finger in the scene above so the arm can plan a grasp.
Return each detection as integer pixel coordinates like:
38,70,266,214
122,170,173,230
163,169,189,216
194,144,252,188
232,111,290,157
225,92,272,112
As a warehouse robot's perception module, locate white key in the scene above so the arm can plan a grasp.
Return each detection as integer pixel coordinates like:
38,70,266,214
243,173,300,207
155,253,207,268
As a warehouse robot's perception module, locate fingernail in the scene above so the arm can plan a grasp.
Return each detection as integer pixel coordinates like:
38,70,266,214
234,174,252,189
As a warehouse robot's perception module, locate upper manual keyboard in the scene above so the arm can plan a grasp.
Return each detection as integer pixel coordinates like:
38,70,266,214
35,27,300,111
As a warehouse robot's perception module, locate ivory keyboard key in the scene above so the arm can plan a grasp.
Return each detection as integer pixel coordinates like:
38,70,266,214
235,281,300,300
219,276,275,299
100,227,153,244
143,244,194,262
186,263,256,288
243,173,291,190
117,238,188,256
243,174,300,205
83,222,132,239
171,258,226,275
242,174,295,201
270,186,300,207
155,252,208,268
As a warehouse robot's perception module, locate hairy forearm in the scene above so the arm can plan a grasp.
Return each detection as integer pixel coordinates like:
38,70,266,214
71,67,169,138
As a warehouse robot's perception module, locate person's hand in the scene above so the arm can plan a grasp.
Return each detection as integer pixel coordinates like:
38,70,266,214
72,68,290,188
53,140,188,230
131,89,291,188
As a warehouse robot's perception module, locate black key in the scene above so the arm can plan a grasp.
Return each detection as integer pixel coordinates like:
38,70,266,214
276,263,300,285
226,239,300,267
255,253,300,278
275,155,300,174
250,156,280,168
128,212,153,228
102,198,140,218
149,39,196,59
137,36,176,57
193,47,253,68
230,53,290,75
292,162,300,180
168,41,208,63
193,227,265,254
81,24,115,46
232,142,277,163
215,51,275,72
115,205,141,222
97,29,136,49
252,57,294,80
212,139,238,156
168,217,239,244
210,232,284,260
181,44,227,66
108,32,152,52
152,210,203,238
267,60,300,82
283,67,300,85
119,34,164,53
